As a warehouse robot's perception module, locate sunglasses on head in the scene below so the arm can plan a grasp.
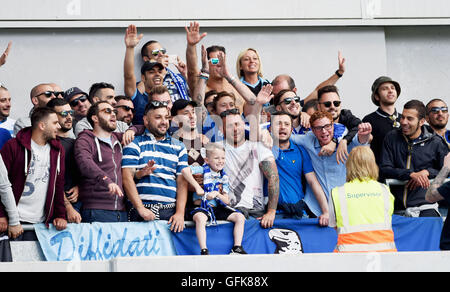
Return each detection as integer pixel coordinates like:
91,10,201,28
144,100,170,115
219,108,240,118
115,105,135,113
151,48,167,56
281,96,301,105
70,95,88,107
57,110,75,117
429,106,448,114
320,100,341,108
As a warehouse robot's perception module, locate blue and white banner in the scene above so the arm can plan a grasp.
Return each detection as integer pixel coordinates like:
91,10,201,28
33,216,444,261
172,216,443,255
34,221,177,261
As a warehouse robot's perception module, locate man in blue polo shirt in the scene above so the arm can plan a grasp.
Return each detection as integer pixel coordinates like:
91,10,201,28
270,111,329,226
122,101,189,233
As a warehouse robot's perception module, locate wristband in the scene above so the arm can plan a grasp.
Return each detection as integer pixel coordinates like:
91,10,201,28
335,70,343,78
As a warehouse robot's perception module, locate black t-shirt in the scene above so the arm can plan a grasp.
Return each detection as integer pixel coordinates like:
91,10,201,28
58,136,80,192
439,181,450,250
363,108,401,166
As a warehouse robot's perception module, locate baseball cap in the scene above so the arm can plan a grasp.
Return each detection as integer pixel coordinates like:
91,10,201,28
141,61,165,75
64,87,88,102
171,99,198,117
371,76,401,106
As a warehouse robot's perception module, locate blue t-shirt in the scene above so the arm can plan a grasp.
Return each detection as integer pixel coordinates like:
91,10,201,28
272,141,314,205
0,128,11,150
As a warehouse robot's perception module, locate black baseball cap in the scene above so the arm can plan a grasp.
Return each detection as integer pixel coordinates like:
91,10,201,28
171,99,198,117
141,62,165,75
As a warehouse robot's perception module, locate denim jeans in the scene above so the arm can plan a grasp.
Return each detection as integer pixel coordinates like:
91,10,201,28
81,209,128,223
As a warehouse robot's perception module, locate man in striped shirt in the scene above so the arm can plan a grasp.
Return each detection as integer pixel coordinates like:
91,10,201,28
122,101,189,232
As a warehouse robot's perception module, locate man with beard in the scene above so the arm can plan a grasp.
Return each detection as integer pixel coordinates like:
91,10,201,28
426,98,449,148
74,82,129,136
114,95,135,126
381,100,449,217
273,90,310,135
47,98,82,223
317,85,363,164
0,107,67,240
220,109,279,228
270,111,329,225
122,101,188,233
64,87,91,129
74,101,138,223
363,76,402,167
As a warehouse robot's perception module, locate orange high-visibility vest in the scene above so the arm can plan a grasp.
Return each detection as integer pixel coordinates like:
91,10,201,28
331,180,397,253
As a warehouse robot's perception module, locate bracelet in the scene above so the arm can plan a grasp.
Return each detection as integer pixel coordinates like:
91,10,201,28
199,72,209,80
226,75,237,85
335,70,343,78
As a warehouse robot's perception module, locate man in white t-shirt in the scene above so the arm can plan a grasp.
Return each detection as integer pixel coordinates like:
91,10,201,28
0,107,67,239
220,108,279,228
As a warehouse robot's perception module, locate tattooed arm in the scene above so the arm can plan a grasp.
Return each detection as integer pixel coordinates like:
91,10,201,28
426,153,450,203
259,158,280,228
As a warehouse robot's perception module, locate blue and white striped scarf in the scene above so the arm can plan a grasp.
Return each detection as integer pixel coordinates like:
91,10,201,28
167,68,190,101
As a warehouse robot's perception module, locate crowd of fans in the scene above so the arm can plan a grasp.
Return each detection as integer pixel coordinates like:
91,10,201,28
0,22,449,255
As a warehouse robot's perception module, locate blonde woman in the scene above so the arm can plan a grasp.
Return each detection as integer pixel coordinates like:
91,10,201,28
236,48,270,96
328,146,397,253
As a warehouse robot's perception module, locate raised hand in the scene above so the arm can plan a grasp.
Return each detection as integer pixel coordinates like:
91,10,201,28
338,51,345,75
185,21,207,46
125,25,143,49
256,84,274,106
357,122,372,144
216,51,231,79
0,41,12,67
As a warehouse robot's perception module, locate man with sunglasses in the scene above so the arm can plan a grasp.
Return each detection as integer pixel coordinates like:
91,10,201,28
73,83,130,137
122,101,188,233
64,86,91,130
185,22,247,115
124,25,189,126
317,85,363,164
114,95,135,126
381,100,449,217
14,83,59,136
426,99,449,148
273,90,309,135
75,101,139,223
291,111,372,217
46,98,82,224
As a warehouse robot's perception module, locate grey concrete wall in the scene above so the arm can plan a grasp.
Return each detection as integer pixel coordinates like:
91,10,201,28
0,26,386,121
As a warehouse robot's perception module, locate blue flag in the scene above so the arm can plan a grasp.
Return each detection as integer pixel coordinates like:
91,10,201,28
172,216,443,255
